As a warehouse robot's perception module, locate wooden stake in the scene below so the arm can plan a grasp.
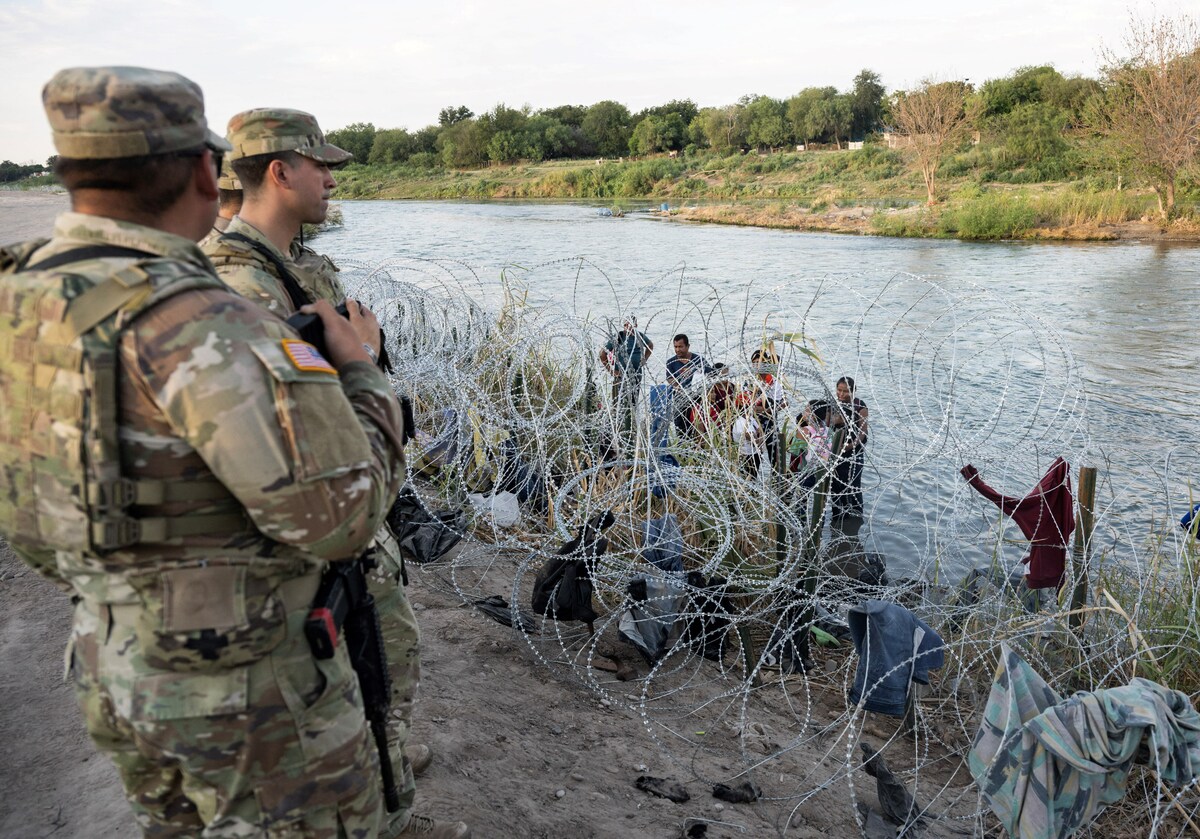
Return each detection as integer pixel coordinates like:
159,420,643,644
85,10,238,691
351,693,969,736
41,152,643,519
1069,465,1097,630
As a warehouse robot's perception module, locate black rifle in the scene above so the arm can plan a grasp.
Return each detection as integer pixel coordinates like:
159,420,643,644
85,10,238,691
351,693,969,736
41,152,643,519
304,550,401,812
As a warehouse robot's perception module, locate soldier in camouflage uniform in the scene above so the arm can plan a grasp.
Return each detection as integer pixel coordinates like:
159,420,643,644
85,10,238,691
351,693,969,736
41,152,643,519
197,156,242,248
0,67,407,837
202,108,350,312
202,108,465,839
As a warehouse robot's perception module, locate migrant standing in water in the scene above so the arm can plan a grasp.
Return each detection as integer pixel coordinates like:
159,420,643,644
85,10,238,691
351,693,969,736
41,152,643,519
665,333,713,438
733,403,766,479
788,402,832,490
600,316,654,444
829,376,869,519
751,348,787,471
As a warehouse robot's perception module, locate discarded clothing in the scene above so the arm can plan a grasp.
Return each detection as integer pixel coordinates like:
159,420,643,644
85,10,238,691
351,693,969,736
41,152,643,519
466,491,520,528
620,574,687,663
415,408,459,471
635,775,690,803
472,595,538,633
763,602,813,674
649,452,680,499
848,600,945,717
681,572,736,662
640,514,683,574
969,644,1200,839
496,437,547,512
387,486,465,565
961,458,1075,589
861,743,926,828
530,511,615,627
712,780,761,803
1182,502,1200,535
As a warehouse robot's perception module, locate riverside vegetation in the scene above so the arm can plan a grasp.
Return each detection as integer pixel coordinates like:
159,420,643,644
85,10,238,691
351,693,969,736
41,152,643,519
329,145,1193,241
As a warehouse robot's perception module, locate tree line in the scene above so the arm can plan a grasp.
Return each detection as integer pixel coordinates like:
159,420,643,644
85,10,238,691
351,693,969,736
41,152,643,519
0,158,51,184
326,12,1200,221
327,69,889,170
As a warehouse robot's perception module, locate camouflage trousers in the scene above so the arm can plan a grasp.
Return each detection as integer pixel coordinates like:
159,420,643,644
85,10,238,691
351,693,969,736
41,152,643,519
369,529,422,823
69,596,383,838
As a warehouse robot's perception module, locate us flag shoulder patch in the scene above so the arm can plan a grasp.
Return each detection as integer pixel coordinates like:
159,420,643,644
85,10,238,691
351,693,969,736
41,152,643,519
282,339,336,374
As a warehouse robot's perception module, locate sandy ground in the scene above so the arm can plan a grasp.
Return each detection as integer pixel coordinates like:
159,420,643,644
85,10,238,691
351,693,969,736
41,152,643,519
0,191,979,838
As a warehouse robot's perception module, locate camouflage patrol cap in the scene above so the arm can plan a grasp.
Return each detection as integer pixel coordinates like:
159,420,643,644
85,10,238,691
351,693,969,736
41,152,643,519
226,108,352,165
42,66,231,159
218,156,241,191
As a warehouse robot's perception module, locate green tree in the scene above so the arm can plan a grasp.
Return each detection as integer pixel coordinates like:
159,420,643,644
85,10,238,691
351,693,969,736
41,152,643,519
367,129,415,165
438,105,474,127
850,69,887,138
636,99,700,126
437,119,490,168
1000,102,1068,165
745,96,787,150
412,125,440,155
325,122,376,164
805,95,853,148
628,113,688,155
786,87,837,146
0,160,46,183
539,104,588,127
582,100,632,157
694,103,750,152
481,103,528,135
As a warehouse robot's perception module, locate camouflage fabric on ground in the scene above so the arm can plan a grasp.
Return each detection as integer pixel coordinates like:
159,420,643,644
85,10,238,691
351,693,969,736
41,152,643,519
969,643,1200,839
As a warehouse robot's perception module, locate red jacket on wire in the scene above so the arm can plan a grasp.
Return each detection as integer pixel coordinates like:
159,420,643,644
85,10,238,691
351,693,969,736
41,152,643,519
961,458,1076,590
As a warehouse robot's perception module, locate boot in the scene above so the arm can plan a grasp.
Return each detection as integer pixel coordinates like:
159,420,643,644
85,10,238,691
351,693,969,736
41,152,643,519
405,743,433,777
394,813,471,838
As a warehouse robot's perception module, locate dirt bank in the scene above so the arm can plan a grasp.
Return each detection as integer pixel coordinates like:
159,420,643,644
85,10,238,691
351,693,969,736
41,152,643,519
674,201,1200,242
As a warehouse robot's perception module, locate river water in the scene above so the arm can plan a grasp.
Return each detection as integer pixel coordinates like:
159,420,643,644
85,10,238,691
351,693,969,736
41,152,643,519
319,200,1198,579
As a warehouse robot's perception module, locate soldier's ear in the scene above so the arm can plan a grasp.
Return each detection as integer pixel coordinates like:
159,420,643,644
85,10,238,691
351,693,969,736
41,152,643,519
268,158,291,189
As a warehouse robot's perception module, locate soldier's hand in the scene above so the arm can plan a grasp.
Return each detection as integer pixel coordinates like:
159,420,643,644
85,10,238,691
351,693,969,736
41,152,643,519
299,300,373,370
343,299,382,357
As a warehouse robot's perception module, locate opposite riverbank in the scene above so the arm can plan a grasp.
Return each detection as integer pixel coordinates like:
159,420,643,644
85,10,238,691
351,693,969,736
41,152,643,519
10,146,1200,243
327,147,1200,243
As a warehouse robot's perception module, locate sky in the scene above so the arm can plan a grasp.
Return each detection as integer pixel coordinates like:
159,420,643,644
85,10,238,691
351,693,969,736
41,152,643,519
0,0,1186,163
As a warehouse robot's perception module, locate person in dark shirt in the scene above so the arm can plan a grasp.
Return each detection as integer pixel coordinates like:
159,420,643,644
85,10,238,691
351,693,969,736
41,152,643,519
828,376,869,519
665,333,713,437
600,316,653,444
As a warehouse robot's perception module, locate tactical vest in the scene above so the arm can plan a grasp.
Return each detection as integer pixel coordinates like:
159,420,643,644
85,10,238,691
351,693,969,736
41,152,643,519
0,240,243,563
205,231,313,311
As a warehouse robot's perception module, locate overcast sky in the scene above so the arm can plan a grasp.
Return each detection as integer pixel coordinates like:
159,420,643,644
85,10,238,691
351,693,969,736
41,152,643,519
0,0,1184,163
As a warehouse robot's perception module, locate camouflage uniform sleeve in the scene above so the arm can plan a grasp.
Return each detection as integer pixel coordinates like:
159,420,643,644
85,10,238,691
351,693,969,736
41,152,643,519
125,289,405,560
213,262,295,316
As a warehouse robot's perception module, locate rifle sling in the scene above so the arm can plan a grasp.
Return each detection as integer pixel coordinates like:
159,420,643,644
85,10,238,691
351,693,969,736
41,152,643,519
220,231,312,311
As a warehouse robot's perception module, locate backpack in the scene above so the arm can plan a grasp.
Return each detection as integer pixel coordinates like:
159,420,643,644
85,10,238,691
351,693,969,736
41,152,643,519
530,510,616,628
